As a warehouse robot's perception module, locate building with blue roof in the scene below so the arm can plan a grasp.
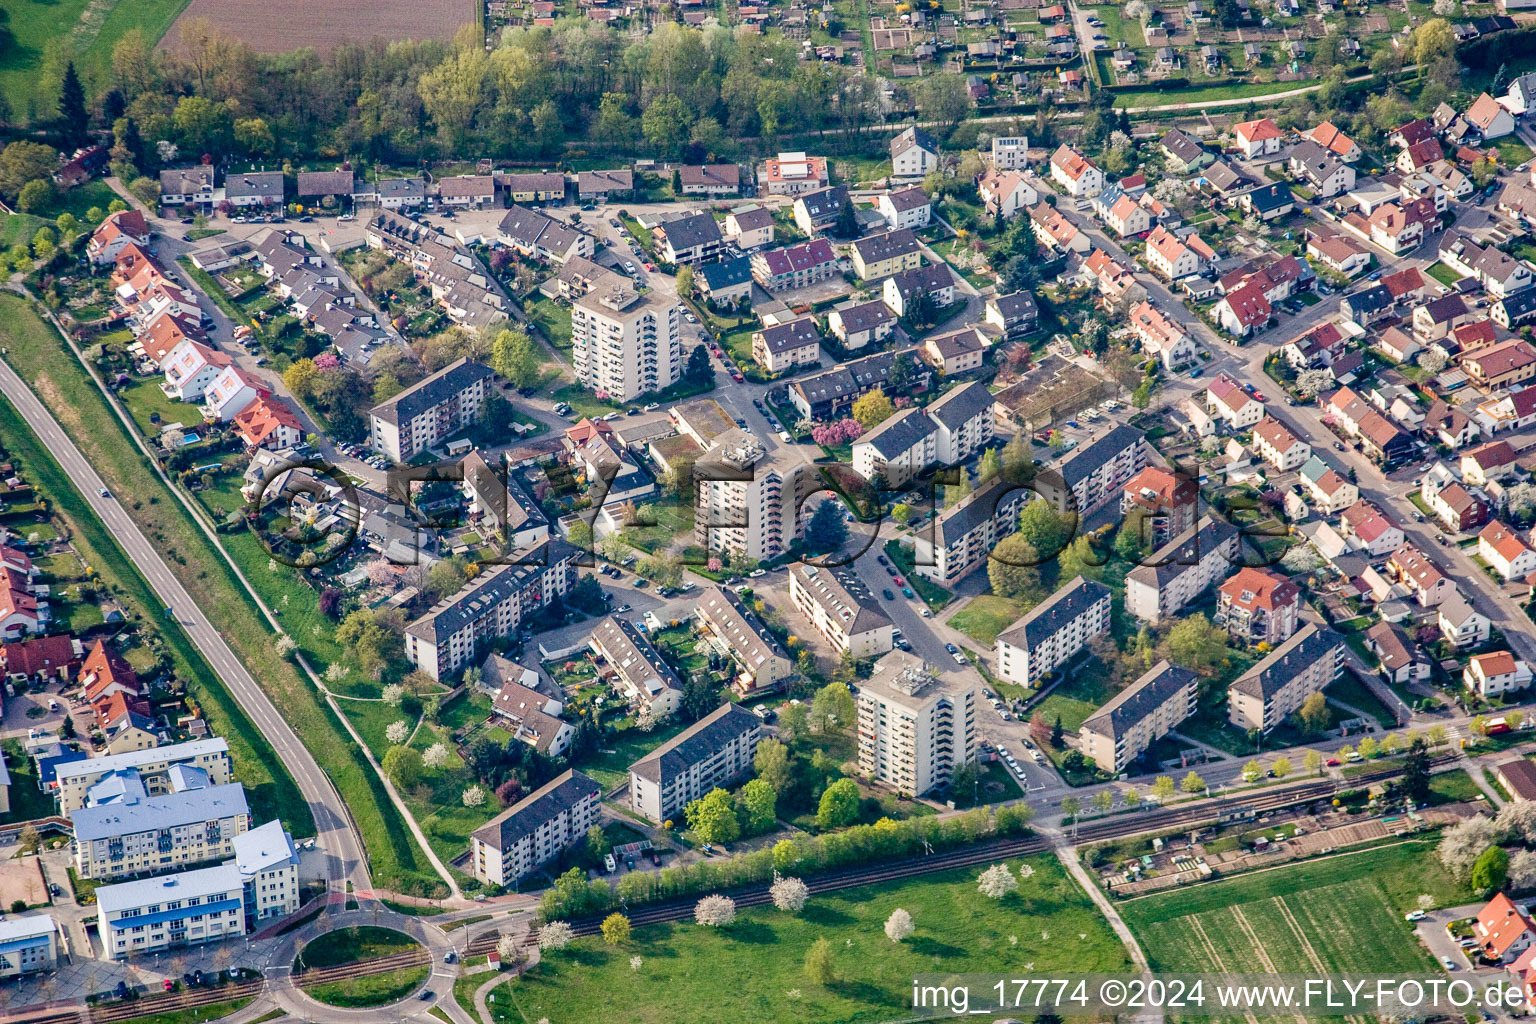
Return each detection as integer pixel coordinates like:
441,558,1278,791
96,862,246,959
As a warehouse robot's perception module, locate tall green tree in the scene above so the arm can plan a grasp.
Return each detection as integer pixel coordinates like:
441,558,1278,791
58,62,89,148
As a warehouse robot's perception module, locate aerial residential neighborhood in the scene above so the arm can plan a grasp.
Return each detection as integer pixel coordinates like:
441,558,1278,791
12,0,1536,1020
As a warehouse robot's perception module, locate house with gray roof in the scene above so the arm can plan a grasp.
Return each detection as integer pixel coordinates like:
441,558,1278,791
1227,624,1345,733
628,705,761,822
368,357,495,462
1079,661,1198,772
224,171,284,208
469,771,600,886
926,381,996,464
996,577,1112,686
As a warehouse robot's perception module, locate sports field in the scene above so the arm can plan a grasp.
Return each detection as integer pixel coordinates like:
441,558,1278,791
1119,840,1474,1022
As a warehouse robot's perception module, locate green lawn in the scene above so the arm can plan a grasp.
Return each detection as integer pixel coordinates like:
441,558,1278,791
526,296,573,359
948,594,1031,648
302,965,429,1008
1031,658,1112,733
1492,137,1535,169
577,716,692,791
501,854,1131,1024
1122,839,1473,985
0,292,436,893
105,997,256,1024
299,926,420,968
0,0,193,122
0,739,57,823
118,377,199,437
1426,768,1482,805
1324,673,1398,729
1424,261,1464,288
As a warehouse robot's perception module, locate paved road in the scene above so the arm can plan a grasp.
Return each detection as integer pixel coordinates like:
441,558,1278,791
0,349,369,896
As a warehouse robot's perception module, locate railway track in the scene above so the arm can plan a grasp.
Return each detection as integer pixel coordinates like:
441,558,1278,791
87,981,264,1024
292,948,431,989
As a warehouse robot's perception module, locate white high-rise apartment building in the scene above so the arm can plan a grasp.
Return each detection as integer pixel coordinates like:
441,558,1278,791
856,650,976,797
571,282,680,402
694,430,811,563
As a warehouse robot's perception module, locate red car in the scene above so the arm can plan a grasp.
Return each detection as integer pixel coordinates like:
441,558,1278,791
893,575,905,586
644,262,656,272
163,980,174,992
732,372,744,383
1325,757,1341,767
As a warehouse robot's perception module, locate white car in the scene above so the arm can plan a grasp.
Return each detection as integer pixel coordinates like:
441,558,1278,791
1405,910,1427,922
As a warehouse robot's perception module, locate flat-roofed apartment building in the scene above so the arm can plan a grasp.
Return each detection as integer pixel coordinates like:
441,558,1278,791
55,739,231,814
1079,661,1197,773
913,477,1031,584
856,650,976,797
694,429,813,564
788,564,893,659
72,781,250,880
1226,624,1345,733
97,863,246,959
469,770,601,887
694,585,793,696
571,282,681,402
995,577,1111,687
231,820,301,922
404,539,578,681
0,916,58,978
1126,515,1241,623
629,704,762,823
588,616,683,717
1035,425,1148,517
368,358,495,463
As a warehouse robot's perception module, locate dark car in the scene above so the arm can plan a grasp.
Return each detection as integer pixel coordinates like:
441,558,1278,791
419,990,434,1001
883,588,895,600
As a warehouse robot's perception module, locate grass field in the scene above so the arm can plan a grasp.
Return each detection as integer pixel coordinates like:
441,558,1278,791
0,291,438,894
302,965,429,1007
500,854,1131,1024
949,593,1031,648
300,926,420,968
0,0,190,122
1121,839,1473,1001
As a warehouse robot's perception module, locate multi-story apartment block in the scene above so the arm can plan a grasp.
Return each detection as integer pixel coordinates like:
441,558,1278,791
72,781,250,880
789,564,893,659
913,477,1030,584
856,650,976,797
851,230,922,280
1035,425,1147,517
995,577,1112,687
55,740,232,814
588,616,683,717
927,382,996,465
404,540,577,681
694,586,793,697
1120,465,1198,545
751,317,822,373
694,432,812,563
470,770,601,886
629,705,762,823
991,136,1030,170
750,238,838,292
368,358,495,463
1079,661,1197,773
1226,624,1345,733
231,820,300,922
0,917,58,978
1251,416,1312,472
1215,567,1300,646
97,863,247,958
1126,516,1241,623
852,408,938,487
571,283,681,402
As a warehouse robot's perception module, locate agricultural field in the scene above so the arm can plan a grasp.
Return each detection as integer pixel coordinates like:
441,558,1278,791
161,0,477,54
1121,839,1474,1017
500,855,1132,1024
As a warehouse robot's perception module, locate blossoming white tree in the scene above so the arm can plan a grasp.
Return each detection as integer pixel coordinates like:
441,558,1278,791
382,684,404,707
462,785,486,807
385,720,409,744
537,921,574,951
885,908,914,943
770,875,809,913
695,895,736,927
423,743,450,769
978,863,1019,899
